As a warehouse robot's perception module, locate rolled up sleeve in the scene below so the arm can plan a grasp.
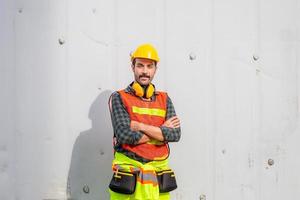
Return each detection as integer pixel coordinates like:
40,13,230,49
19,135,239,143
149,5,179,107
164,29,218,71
160,96,181,142
110,92,143,145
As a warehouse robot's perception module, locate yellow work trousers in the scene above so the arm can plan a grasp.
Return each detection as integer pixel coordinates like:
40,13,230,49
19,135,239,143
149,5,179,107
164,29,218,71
109,152,171,200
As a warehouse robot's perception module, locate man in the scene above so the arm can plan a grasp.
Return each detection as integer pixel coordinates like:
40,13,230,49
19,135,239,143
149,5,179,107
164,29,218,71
108,43,181,200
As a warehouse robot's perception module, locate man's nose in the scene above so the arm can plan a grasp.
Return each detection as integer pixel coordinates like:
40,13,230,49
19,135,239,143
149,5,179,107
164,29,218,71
142,66,148,73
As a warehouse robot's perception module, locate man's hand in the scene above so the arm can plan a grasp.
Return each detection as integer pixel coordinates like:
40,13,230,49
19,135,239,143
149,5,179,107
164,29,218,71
130,120,164,141
162,116,180,129
130,120,142,131
137,134,151,144
131,121,152,144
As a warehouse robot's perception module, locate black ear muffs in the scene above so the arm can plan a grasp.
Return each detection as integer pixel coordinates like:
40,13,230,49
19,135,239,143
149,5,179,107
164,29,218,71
132,82,155,99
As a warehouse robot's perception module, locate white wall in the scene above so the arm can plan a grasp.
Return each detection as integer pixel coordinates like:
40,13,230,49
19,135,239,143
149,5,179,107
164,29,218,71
1,0,300,199
0,0,16,199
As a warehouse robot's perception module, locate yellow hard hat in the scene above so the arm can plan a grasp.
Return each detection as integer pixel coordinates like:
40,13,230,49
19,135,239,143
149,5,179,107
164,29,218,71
131,43,160,62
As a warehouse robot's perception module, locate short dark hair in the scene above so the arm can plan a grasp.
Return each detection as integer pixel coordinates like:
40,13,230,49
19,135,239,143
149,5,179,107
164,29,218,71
132,58,157,66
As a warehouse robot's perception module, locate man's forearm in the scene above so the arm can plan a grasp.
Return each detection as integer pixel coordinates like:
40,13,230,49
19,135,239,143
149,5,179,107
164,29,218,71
139,123,164,141
137,134,151,144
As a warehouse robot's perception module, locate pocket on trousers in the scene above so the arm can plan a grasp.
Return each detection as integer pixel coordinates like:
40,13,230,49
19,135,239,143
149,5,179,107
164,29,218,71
156,170,177,193
109,170,137,194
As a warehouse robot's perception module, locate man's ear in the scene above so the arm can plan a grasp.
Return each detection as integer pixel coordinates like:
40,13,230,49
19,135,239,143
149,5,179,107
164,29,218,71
131,64,135,71
154,63,158,72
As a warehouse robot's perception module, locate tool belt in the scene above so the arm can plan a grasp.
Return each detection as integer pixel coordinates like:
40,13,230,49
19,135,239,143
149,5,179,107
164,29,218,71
109,169,137,194
109,168,177,194
156,169,177,193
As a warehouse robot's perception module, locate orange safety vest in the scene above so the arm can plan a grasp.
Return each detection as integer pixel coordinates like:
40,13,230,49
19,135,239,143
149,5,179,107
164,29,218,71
118,90,169,161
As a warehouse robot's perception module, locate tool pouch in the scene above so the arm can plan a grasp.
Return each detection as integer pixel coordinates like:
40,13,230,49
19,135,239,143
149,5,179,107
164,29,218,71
156,169,177,193
109,169,137,194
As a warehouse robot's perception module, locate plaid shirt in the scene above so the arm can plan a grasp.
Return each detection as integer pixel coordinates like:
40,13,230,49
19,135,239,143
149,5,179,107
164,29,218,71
109,84,181,163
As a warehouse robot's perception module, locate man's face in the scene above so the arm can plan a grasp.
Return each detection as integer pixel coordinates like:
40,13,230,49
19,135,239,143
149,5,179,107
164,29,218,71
132,58,157,86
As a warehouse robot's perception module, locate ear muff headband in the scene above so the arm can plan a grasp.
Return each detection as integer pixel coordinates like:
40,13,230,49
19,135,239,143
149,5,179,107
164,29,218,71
132,82,155,99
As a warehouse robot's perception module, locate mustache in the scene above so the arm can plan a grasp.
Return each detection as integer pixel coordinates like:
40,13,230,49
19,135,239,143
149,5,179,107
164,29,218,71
139,75,150,79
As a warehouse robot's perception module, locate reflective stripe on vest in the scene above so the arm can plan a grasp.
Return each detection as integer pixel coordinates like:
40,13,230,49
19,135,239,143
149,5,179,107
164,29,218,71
118,90,169,161
132,106,166,117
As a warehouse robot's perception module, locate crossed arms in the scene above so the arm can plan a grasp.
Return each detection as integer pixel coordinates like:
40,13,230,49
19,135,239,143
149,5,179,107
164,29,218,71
131,116,180,143
109,92,181,145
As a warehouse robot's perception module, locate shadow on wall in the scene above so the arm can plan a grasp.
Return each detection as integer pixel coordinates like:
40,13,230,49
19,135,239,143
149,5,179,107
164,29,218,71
68,90,113,200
